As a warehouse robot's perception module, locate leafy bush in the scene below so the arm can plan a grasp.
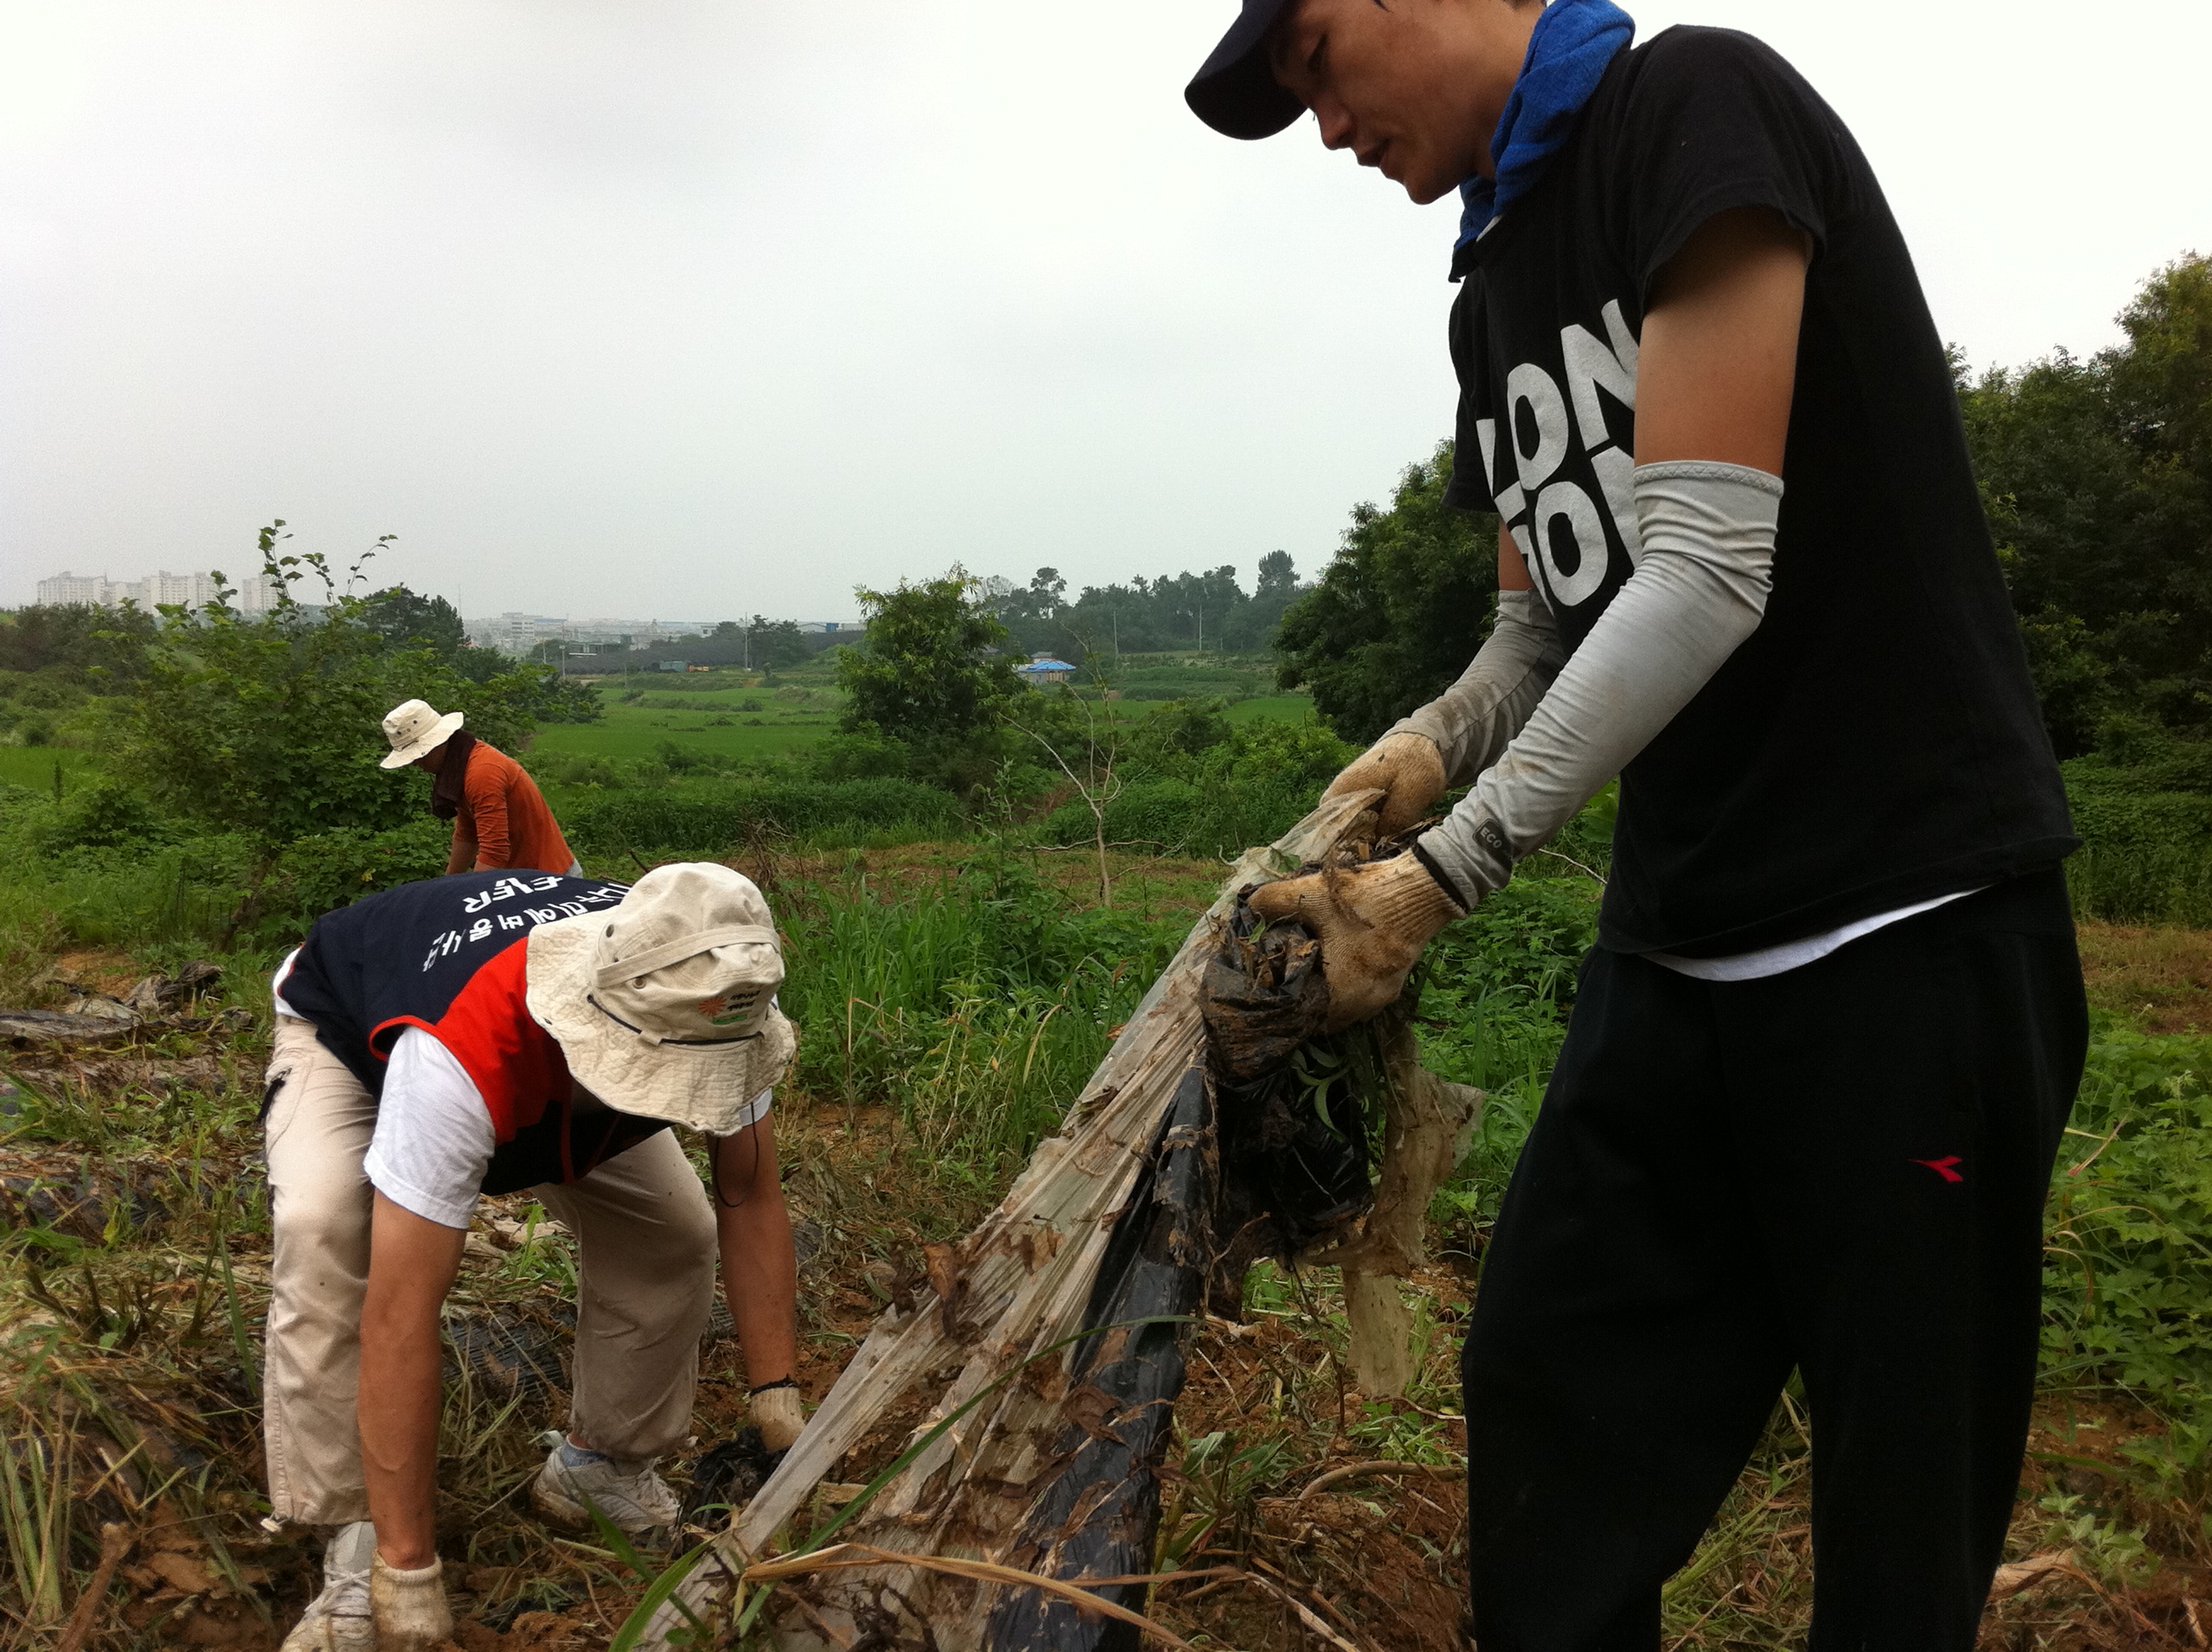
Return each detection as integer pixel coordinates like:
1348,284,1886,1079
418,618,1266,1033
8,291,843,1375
2062,749,2212,924
15,782,180,858
2041,1025,2212,1464
264,821,451,936
526,752,630,789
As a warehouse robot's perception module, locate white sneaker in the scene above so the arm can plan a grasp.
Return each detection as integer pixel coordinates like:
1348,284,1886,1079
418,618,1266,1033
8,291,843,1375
530,1434,679,1538
281,1521,375,1652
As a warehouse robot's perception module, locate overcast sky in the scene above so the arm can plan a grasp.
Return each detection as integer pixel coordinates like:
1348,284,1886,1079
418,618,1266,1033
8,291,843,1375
2,1,2205,622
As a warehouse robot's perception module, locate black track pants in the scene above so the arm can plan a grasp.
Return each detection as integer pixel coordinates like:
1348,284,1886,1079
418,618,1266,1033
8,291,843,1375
1460,869,2087,1651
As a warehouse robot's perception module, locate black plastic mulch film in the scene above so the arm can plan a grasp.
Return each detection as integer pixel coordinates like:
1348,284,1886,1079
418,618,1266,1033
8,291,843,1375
984,894,1376,1652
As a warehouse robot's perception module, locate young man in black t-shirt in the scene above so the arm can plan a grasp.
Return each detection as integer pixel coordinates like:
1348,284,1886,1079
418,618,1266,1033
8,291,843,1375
1187,1,2087,1645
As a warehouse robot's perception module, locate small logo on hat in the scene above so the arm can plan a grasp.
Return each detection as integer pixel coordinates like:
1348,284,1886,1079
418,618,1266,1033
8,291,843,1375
701,988,760,1026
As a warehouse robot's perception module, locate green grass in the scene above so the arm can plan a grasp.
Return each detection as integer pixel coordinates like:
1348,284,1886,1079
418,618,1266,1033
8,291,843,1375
1223,695,1313,724
527,678,1318,771
0,748,102,794
531,714,830,763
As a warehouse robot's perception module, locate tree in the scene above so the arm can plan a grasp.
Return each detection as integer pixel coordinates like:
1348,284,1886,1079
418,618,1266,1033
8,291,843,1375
834,568,1023,792
362,589,467,656
747,615,812,672
1275,442,1501,743
1222,550,1302,651
1961,253,2212,752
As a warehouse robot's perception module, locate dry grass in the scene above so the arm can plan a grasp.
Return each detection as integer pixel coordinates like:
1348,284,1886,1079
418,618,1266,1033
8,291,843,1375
2078,921,2212,1035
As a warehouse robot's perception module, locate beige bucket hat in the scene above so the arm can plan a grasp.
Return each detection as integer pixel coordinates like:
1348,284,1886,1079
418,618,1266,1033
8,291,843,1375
525,863,797,1134
380,698,466,769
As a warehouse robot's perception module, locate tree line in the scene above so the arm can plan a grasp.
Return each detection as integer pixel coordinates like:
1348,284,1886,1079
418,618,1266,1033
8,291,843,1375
987,553,1305,661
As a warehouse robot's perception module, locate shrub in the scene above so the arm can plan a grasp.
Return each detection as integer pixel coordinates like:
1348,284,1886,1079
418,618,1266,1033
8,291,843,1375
19,782,181,858
2062,753,2212,923
2041,1025,2212,1441
264,820,451,937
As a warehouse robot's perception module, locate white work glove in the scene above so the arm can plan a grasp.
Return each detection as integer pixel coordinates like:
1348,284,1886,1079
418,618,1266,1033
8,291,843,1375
370,1555,452,1652
1324,731,1448,837
1248,852,1465,1032
752,1384,806,1455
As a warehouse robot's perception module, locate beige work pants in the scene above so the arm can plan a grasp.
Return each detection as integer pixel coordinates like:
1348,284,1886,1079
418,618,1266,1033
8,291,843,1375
260,1017,716,1526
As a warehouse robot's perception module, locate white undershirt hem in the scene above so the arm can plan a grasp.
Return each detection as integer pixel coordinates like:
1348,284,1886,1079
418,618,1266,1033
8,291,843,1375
1645,887,1989,982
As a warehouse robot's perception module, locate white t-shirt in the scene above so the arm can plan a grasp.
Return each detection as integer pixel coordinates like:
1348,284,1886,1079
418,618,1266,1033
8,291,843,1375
272,951,771,1230
1644,887,1987,982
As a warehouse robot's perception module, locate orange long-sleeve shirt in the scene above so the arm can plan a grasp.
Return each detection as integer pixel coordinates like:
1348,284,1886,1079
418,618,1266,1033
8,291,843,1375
451,742,575,875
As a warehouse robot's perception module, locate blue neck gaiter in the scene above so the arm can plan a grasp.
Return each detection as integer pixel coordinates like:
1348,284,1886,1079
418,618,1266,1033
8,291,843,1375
1457,0,1636,249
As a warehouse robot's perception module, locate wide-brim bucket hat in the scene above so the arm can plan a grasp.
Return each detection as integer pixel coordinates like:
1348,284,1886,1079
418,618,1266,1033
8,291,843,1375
526,862,796,1134
381,698,466,769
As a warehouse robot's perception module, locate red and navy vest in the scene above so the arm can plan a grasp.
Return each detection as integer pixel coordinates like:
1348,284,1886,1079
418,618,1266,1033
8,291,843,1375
279,871,669,1193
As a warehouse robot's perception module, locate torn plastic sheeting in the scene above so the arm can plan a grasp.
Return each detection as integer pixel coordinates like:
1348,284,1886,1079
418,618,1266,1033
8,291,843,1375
983,1064,1217,1650
981,906,1377,1652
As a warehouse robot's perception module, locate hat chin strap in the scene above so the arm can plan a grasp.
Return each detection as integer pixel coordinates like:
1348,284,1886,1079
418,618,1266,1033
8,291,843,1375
593,924,780,988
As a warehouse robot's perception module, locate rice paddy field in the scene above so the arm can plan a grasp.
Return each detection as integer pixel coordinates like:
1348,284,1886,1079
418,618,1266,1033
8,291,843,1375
527,659,1314,769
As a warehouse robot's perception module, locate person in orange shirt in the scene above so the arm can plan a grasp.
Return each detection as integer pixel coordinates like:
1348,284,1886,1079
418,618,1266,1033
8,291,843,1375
378,699,580,877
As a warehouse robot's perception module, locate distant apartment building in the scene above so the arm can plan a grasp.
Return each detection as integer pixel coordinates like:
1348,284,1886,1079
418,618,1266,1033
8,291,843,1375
233,573,283,612
34,568,281,613
36,572,109,606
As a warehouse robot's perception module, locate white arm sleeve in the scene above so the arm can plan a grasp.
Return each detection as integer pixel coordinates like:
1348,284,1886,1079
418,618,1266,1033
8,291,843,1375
364,1028,498,1230
1388,589,1569,787
1417,461,1783,904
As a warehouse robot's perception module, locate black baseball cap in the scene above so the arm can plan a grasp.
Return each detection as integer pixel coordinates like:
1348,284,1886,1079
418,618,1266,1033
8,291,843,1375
1185,0,1306,139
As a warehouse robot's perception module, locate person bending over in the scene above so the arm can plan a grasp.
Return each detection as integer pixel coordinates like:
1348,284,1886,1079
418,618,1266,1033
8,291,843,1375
265,862,809,1650
1186,1,2085,1645
378,697,580,876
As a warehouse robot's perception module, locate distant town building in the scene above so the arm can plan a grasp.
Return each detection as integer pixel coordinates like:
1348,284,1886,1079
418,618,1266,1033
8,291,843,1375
470,612,571,656
33,568,276,613
1017,658,1076,685
466,615,739,655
